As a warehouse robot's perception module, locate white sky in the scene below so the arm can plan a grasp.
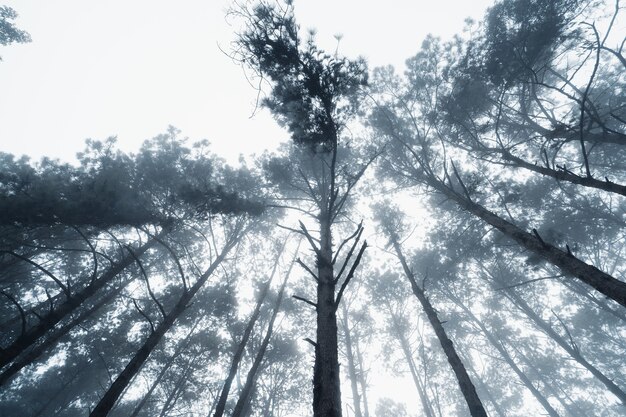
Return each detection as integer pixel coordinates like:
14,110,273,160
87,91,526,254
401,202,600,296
0,0,494,165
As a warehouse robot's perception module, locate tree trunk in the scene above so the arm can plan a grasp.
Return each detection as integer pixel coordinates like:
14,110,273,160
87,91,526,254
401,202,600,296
313,216,342,417
514,346,588,417
428,177,626,307
231,254,294,417
499,284,626,405
158,354,197,417
0,236,160,369
448,293,561,417
340,303,364,417
129,320,200,417
212,242,285,417
389,313,435,417
353,335,370,417
390,236,488,417
89,232,238,417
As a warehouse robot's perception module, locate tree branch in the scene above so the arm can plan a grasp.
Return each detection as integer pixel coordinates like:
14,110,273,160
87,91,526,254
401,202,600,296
292,295,317,309
334,241,367,309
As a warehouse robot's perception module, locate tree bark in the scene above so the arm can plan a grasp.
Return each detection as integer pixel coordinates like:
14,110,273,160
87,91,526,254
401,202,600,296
390,236,488,417
231,254,294,417
89,231,239,417
313,216,343,417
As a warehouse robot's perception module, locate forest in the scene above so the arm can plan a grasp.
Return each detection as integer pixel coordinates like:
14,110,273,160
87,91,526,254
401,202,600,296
1,0,625,416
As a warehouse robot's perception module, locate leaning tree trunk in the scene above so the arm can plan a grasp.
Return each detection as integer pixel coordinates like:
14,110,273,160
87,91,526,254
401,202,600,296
129,319,200,417
89,232,239,417
494,278,626,405
212,242,285,417
0,235,161,369
448,292,561,417
389,235,488,417
231,254,294,417
427,176,626,307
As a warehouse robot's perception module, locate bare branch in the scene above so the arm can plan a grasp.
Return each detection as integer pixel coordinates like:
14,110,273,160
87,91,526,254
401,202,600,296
299,221,321,255
126,246,166,319
292,295,317,309
132,298,155,334
1,291,26,336
334,227,364,283
1,251,70,298
332,221,363,265
296,258,319,283
335,241,367,309
303,337,318,348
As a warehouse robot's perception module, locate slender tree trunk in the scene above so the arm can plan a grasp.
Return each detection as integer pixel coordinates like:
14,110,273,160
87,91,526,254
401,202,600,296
212,242,285,417
353,336,370,417
428,177,626,307
448,293,561,417
389,235,488,417
129,320,200,417
514,347,588,417
158,354,196,417
499,285,626,405
340,304,364,417
231,255,294,417
0,236,160,369
314,216,342,417
89,232,239,417
389,313,435,417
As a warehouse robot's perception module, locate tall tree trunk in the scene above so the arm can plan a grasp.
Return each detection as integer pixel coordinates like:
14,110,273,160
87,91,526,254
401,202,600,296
129,320,200,417
340,303,364,417
0,236,161,369
212,242,285,417
428,177,626,307
389,235,488,417
89,230,240,417
388,313,435,417
231,254,294,417
448,293,561,417
314,216,342,417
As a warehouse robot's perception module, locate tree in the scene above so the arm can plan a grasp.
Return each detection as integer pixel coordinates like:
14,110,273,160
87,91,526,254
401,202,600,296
232,2,372,416
0,5,30,59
